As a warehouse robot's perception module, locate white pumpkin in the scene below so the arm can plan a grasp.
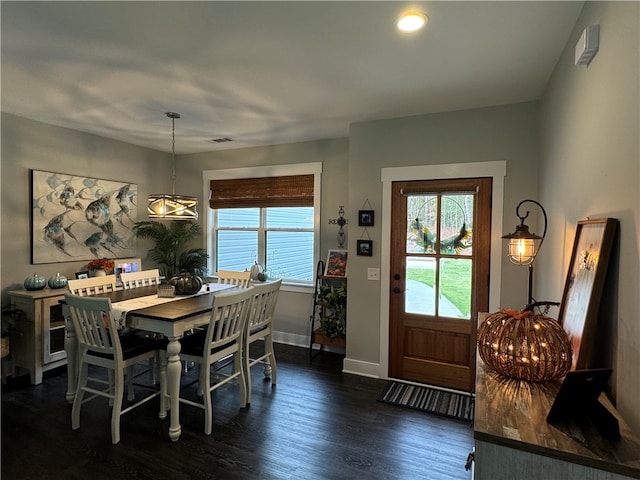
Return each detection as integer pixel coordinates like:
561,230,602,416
250,263,263,280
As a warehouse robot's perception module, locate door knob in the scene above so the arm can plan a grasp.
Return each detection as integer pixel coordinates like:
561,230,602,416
393,274,401,280
393,287,402,294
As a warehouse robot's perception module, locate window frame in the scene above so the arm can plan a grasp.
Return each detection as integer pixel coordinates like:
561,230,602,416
203,163,322,292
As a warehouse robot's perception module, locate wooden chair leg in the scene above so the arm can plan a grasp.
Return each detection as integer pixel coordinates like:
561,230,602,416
236,351,247,409
244,341,252,405
202,363,213,435
111,368,125,444
266,336,277,386
71,362,88,431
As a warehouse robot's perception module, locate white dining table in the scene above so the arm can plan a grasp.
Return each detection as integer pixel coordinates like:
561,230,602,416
63,282,235,442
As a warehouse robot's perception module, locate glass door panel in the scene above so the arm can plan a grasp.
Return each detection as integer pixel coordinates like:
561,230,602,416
439,258,472,319
404,193,474,320
405,256,436,315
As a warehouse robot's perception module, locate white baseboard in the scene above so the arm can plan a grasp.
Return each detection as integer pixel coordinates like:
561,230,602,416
343,357,381,379
272,331,381,379
272,331,344,354
273,331,308,348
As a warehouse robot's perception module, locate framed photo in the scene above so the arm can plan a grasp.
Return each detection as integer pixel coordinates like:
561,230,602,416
558,218,618,370
324,249,348,277
114,258,142,282
30,169,138,264
75,271,89,279
358,210,374,227
357,240,373,256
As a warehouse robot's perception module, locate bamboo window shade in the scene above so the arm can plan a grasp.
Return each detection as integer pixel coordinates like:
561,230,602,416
209,174,314,209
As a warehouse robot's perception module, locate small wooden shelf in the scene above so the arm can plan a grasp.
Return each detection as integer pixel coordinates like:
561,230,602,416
310,260,346,359
313,329,346,348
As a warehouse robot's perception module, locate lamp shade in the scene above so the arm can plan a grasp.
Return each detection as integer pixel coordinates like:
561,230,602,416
502,223,543,266
148,194,198,220
502,224,542,265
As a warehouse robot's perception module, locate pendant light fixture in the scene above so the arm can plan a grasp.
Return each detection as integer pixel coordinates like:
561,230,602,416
148,112,198,220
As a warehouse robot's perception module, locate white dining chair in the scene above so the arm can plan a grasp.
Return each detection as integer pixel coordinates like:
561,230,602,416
119,268,163,382
120,269,161,289
243,279,281,405
68,275,117,296
65,294,162,444
217,269,251,288
159,287,254,435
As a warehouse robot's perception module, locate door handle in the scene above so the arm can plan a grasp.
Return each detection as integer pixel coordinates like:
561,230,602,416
393,287,402,294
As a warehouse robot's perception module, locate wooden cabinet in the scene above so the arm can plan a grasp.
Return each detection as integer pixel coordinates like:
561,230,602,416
8,289,67,385
473,358,640,479
309,260,346,358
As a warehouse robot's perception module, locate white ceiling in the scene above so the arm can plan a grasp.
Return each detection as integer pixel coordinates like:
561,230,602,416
1,1,584,154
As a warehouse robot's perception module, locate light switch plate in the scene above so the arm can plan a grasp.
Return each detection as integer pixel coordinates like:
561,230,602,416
367,268,380,281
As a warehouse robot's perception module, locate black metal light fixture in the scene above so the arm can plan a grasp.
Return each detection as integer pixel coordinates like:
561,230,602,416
148,112,198,220
502,199,547,305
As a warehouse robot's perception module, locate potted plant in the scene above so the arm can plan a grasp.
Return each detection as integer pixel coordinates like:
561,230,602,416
87,258,115,276
316,282,347,338
132,220,209,281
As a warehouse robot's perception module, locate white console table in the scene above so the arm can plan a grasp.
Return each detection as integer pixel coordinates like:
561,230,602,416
8,289,68,384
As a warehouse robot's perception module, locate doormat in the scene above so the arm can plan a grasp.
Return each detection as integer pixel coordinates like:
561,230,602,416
378,381,474,423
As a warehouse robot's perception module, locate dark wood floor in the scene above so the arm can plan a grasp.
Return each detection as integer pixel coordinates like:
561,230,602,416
2,343,473,480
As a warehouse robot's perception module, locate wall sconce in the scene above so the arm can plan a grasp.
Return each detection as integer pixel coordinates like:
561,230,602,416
502,199,547,305
327,205,347,247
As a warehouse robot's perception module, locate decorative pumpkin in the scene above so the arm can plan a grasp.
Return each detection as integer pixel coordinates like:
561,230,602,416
477,308,572,382
24,273,46,291
47,273,68,289
168,272,203,295
250,262,263,281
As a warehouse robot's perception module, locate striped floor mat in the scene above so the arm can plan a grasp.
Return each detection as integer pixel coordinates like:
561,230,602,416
378,381,474,422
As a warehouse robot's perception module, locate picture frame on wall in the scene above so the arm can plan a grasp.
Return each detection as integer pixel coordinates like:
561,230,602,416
324,249,348,278
558,218,618,371
358,210,374,227
357,240,373,256
30,169,138,264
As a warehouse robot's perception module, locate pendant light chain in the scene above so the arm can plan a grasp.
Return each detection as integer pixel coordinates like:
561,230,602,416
168,111,180,196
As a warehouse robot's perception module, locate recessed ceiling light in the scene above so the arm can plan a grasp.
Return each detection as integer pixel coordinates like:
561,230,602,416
397,10,428,32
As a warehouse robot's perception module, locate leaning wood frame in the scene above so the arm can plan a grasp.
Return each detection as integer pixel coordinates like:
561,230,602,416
558,218,618,371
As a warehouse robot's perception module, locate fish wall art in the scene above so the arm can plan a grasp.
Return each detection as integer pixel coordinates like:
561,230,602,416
31,169,138,264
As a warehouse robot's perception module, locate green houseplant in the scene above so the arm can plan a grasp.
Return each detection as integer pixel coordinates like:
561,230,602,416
132,220,209,280
316,283,347,338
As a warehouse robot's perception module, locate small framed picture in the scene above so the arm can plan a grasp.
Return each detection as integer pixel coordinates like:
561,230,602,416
358,210,374,227
75,271,89,279
324,249,348,277
357,240,373,256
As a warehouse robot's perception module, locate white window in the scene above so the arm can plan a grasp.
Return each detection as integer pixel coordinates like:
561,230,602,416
203,163,321,287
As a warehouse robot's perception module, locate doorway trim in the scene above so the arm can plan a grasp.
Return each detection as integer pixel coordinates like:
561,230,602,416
379,161,506,379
